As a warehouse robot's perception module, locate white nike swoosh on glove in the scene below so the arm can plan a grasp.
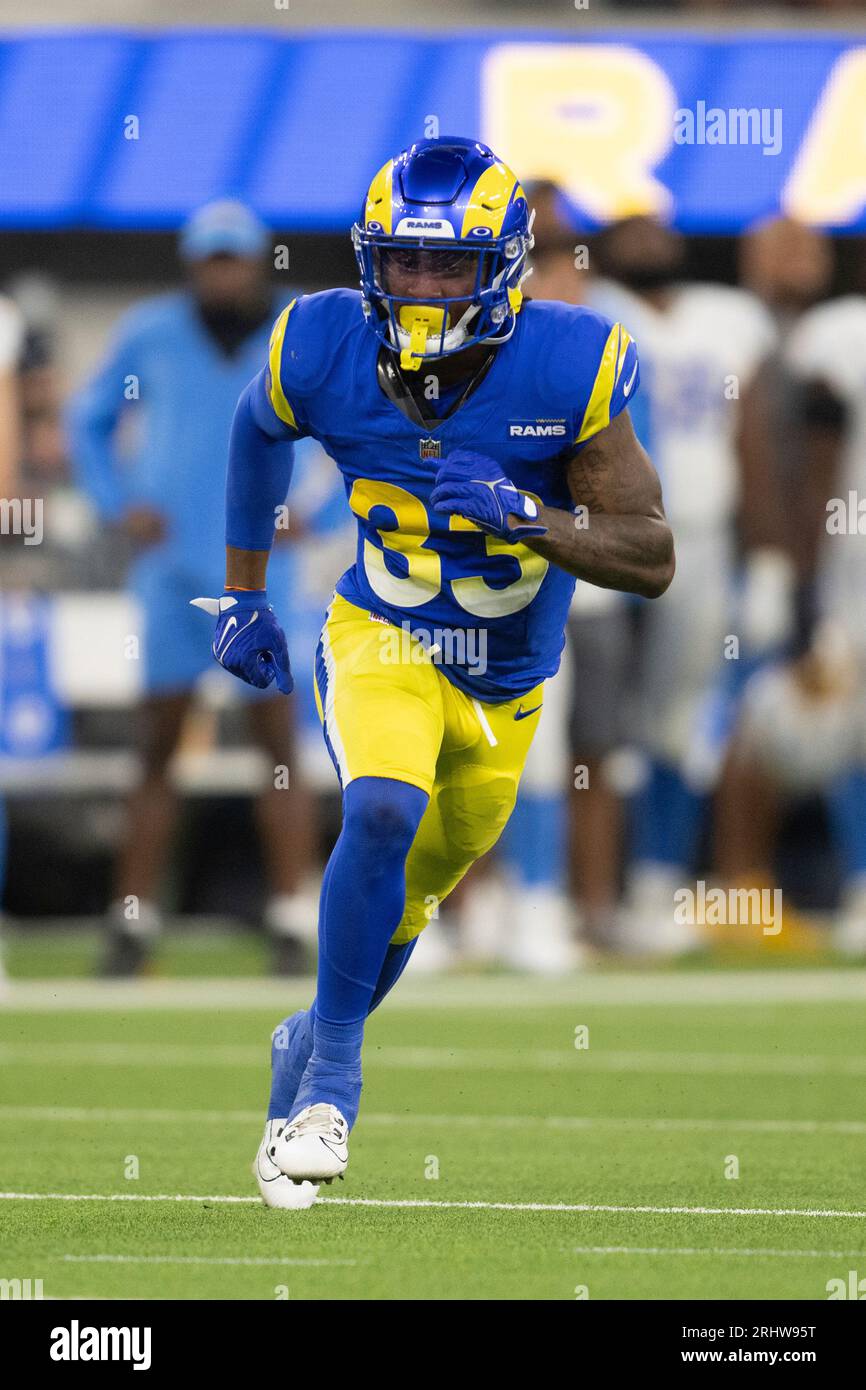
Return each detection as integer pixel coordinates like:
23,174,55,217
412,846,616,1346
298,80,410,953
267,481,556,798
216,611,259,661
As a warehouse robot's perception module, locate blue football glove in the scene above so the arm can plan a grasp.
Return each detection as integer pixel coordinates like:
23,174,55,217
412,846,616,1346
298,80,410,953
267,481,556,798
190,589,293,694
429,449,548,544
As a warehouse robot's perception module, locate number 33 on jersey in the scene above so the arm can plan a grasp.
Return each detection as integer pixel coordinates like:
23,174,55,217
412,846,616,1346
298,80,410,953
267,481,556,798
251,287,639,702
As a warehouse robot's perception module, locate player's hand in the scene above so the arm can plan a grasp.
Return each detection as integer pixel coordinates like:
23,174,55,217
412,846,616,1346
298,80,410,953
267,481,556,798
121,504,168,549
430,449,548,544
189,590,293,694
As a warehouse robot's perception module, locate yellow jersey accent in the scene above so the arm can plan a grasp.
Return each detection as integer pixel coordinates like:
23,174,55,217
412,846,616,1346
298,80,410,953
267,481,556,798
460,163,521,238
267,300,298,429
576,322,622,444
364,159,394,235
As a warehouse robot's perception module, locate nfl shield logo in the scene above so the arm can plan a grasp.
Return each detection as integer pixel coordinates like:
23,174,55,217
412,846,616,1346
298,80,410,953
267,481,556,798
419,437,441,461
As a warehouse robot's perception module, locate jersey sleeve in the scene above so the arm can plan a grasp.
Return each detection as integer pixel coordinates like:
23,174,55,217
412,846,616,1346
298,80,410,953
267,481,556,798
785,299,866,400
251,297,311,441
573,316,640,447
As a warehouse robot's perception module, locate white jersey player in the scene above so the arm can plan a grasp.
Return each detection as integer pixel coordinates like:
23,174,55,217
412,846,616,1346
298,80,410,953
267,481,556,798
589,217,788,953
724,295,866,953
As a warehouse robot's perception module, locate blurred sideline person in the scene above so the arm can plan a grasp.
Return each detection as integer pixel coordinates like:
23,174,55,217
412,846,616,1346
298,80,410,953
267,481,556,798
717,288,866,954
736,215,835,618
67,200,317,976
0,289,24,992
501,187,637,964
591,216,790,954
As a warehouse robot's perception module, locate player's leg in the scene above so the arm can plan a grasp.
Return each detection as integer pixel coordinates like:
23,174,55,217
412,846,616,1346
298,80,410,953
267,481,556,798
565,601,633,950
825,670,866,955
104,689,192,975
103,565,206,975
260,597,443,1194
395,677,545,949
485,663,575,971
245,692,318,975
622,533,730,954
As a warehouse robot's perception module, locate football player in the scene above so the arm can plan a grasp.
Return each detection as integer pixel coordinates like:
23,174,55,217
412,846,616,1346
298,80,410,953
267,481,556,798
589,216,790,953
69,200,318,978
717,288,866,955
194,137,674,1205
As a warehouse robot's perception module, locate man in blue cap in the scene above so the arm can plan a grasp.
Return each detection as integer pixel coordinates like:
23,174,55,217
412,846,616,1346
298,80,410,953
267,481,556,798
68,200,318,976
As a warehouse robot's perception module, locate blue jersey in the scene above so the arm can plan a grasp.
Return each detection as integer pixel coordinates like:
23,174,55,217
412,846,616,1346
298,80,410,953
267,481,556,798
255,289,639,702
68,290,293,581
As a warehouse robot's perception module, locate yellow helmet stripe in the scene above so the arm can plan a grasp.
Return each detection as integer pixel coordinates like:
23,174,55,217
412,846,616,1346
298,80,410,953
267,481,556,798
576,323,622,444
460,163,522,238
364,159,394,235
267,300,298,430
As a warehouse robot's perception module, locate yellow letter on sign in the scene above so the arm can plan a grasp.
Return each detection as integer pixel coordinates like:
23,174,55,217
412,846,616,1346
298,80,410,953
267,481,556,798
783,49,866,225
481,43,676,221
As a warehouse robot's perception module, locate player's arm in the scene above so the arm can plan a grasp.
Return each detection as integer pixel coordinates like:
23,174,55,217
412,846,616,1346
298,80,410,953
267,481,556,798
734,361,797,652
790,374,847,584
191,364,297,693
66,317,144,526
526,409,675,598
430,313,672,599
224,367,296,591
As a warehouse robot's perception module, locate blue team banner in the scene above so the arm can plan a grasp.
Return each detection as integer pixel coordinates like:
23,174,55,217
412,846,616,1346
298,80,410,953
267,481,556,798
4,28,866,232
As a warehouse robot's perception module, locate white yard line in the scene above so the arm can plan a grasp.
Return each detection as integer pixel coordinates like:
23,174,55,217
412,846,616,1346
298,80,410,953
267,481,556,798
1,1191,865,1218
60,1254,357,1267
567,1246,866,1259
319,1198,866,1218
2,1041,865,1076
4,970,866,1012
1,1105,865,1136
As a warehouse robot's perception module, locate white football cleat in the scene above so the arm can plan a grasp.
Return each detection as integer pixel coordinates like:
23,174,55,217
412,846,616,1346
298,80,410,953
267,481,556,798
254,1119,319,1209
271,1103,349,1183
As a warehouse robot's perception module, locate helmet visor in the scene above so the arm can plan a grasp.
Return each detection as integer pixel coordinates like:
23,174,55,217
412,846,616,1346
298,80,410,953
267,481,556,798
372,243,491,303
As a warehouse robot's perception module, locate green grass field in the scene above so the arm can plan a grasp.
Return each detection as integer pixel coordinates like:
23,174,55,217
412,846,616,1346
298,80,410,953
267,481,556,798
1,953,865,1301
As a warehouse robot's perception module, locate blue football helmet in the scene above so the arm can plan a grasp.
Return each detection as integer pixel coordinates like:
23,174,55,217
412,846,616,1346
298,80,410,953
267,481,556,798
352,136,534,371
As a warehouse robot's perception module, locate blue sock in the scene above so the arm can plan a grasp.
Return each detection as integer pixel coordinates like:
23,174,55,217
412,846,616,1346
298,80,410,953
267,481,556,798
287,777,428,1127
266,940,417,1118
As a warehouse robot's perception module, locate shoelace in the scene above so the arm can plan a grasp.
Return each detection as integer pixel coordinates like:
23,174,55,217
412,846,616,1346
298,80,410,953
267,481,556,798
289,1103,345,1141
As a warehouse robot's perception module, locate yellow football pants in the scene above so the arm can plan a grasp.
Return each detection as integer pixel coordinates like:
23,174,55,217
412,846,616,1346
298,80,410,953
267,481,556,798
313,593,544,943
